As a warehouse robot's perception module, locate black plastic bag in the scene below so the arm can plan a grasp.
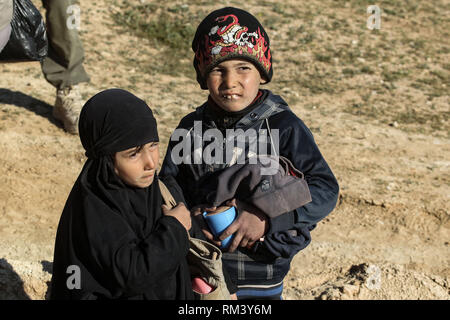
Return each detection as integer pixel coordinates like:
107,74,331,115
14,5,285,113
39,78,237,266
0,0,48,62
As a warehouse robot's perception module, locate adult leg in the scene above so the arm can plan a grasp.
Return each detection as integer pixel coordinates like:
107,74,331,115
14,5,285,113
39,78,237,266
41,0,89,88
41,0,90,134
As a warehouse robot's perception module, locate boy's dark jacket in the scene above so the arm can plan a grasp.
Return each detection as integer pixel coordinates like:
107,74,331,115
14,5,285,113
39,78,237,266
161,90,339,285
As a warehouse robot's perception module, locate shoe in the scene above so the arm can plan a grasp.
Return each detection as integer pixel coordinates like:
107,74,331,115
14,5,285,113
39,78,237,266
53,86,84,135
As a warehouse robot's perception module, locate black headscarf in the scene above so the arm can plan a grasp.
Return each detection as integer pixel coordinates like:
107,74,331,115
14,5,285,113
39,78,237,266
79,88,159,159
50,89,193,300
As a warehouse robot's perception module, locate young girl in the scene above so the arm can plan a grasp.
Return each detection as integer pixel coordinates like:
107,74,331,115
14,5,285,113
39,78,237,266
50,89,197,299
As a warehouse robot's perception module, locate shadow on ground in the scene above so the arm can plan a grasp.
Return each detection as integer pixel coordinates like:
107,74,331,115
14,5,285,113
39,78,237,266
0,88,62,129
41,260,53,300
0,258,30,300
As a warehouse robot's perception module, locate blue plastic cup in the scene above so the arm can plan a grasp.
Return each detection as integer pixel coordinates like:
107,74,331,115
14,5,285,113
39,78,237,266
203,206,237,249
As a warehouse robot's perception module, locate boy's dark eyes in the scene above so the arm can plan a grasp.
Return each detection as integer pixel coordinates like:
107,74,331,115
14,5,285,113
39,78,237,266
211,66,251,73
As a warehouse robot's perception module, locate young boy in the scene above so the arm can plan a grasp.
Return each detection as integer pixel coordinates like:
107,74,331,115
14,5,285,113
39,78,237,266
160,7,339,299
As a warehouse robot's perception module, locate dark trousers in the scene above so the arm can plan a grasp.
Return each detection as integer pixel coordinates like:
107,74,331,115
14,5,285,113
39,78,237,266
41,0,89,89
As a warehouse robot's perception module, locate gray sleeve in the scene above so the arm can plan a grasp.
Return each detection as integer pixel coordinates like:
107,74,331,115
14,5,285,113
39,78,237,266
0,0,13,30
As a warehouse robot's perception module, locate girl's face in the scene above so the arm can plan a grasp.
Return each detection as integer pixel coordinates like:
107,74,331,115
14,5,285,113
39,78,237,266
206,59,263,112
114,142,159,188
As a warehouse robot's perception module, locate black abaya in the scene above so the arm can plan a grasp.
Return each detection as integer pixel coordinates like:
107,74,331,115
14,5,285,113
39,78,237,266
50,89,194,299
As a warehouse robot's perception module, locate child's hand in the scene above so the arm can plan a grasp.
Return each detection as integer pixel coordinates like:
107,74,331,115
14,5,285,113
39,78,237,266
220,199,268,253
190,204,217,217
191,204,222,247
162,202,192,231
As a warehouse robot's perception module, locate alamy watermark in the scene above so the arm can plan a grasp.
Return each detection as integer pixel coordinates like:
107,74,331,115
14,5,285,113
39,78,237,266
66,4,81,30
66,265,81,290
367,5,381,30
170,121,280,175
365,264,382,290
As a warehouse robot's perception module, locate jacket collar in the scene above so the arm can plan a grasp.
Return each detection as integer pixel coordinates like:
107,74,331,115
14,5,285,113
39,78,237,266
196,90,290,130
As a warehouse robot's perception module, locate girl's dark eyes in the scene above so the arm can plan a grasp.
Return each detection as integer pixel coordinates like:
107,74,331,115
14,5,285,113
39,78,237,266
127,143,157,158
127,147,141,158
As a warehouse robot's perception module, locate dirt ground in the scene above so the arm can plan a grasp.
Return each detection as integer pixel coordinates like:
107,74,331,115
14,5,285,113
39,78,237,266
0,0,448,300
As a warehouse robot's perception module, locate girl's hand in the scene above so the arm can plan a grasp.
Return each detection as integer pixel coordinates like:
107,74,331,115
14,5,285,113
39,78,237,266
191,204,221,246
162,202,192,231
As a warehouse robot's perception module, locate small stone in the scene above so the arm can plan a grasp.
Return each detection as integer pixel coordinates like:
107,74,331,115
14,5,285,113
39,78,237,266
343,284,360,296
389,121,398,127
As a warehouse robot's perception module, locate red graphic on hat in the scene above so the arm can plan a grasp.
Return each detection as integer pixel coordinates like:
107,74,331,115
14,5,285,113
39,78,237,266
196,14,271,75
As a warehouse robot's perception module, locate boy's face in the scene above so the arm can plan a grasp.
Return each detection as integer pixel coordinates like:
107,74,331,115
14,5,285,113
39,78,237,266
114,142,159,188
206,59,263,113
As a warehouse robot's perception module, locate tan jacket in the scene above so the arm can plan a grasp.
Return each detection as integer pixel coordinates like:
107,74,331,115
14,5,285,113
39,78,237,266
0,0,13,31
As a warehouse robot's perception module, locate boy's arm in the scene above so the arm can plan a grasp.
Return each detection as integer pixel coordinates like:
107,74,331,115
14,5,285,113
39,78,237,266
258,113,339,258
215,113,339,256
279,115,339,227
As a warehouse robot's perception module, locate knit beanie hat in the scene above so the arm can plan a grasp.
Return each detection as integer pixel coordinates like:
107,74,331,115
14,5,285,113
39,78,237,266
192,7,273,89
